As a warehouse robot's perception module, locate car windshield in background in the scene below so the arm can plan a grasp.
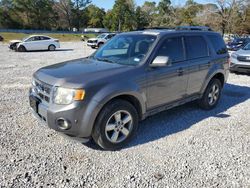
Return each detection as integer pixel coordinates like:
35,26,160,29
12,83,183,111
93,34,157,66
97,34,106,38
243,43,250,50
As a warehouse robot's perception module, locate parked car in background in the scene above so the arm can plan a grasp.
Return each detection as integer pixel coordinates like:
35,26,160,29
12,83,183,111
87,33,116,49
29,28,229,150
230,42,250,73
0,35,4,41
9,35,60,52
84,28,109,33
227,37,250,51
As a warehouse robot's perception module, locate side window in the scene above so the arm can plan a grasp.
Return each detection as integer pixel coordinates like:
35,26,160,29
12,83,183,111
185,36,209,59
26,37,35,42
156,37,185,63
40,36,50,40
207,35,227,55
107,35,113,39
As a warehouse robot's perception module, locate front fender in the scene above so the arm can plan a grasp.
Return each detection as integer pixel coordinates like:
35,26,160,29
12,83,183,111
77,82,146,138
92,82,147,114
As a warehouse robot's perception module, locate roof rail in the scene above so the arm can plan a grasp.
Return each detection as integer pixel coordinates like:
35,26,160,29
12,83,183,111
136,27,174,31
176,26,213,31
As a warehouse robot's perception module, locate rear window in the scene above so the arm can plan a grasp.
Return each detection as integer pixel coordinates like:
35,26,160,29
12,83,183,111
185,36,209,59
207,35,227,55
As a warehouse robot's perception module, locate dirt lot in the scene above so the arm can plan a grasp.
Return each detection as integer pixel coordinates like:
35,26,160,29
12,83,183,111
0,42,249,188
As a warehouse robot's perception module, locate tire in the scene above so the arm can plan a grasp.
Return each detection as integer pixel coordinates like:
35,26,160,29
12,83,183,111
198,79,222,110
48,44,56,51
92,99,139,150
17,45,26,52
98,43,104,48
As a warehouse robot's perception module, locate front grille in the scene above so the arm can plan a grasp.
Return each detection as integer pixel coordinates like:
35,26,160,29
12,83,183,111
87,40,97,43
237,56,250,62
33,79,52,103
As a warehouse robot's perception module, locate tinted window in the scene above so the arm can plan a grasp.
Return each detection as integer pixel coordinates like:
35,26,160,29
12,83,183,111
40,36,50,40
207,35,227,55
185,36,209,59
156,37,185,63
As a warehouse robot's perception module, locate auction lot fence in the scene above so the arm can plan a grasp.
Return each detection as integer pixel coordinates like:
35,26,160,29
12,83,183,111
0,29,110,34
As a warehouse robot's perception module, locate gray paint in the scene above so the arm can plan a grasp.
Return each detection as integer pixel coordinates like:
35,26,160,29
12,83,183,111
30,30,229,139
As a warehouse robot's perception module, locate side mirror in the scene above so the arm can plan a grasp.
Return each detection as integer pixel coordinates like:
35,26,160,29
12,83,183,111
150,56,171,67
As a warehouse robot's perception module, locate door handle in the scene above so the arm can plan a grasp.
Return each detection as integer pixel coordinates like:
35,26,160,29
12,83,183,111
177,68,184,76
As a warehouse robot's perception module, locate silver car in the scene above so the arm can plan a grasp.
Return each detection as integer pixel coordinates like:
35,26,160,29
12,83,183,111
230,42,250,73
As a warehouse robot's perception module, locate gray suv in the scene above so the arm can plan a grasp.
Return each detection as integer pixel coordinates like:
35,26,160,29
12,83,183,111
29,29,229,150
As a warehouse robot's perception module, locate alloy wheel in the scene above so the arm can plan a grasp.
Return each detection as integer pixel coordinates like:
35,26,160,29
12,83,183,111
105,110,133,144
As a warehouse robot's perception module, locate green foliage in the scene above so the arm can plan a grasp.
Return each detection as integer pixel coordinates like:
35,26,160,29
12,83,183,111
86,5,105,28
0,0,249,34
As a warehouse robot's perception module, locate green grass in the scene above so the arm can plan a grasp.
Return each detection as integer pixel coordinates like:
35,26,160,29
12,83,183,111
0,32,97,42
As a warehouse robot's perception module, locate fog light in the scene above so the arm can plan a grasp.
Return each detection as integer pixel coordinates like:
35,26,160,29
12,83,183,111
56,118,71,130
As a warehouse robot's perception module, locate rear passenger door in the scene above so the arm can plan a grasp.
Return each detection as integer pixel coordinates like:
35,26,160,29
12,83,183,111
39,36,51,50
184,35,211,95
24,36,40,51
146,36,189,109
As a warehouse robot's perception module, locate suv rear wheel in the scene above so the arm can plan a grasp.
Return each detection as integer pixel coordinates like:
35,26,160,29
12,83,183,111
198,78,222,110
92,99,138,150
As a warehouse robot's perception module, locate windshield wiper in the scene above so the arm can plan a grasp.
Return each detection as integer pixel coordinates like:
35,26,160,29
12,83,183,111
95,57,115,64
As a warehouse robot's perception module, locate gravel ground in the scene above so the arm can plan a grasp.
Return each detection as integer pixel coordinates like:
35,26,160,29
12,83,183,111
0,42,249,188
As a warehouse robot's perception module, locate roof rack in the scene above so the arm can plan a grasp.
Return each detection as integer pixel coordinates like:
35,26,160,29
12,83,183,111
136,27,174,31
176,26,213,31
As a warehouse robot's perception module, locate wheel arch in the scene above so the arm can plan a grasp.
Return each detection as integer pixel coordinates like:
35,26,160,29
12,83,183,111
201,71,225,94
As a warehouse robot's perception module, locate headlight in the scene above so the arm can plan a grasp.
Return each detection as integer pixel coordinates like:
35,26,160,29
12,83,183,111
231,53,238,59
53,87,85,105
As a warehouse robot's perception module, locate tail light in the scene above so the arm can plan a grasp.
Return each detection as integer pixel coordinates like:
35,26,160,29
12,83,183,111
54,39,59,42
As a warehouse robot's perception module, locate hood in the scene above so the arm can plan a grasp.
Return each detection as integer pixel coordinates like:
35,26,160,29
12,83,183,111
34,58,132,88
235,49,250,56
9,40,22,43
88,38,97,41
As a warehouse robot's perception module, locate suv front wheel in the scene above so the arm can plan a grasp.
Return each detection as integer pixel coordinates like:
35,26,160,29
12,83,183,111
92,99,138,150
198,78,222,110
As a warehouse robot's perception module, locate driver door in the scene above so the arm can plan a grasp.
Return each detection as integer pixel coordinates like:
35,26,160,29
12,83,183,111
146,36,189,109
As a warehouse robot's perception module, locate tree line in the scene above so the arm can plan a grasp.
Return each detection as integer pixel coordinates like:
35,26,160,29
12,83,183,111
0,0,250,35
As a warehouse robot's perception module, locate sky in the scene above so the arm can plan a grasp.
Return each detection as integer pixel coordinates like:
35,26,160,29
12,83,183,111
91,0,209,10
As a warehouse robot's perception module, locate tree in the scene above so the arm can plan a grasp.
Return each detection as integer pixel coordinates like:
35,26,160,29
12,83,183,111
135,6,149,29
71,0,91,30
12,0,57,29
141,1,157,27
157,0,174,26
180,0,202,26
86,5,105,28
54,0,74,30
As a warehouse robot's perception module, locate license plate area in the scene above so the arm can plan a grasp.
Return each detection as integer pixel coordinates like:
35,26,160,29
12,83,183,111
29,95,40,113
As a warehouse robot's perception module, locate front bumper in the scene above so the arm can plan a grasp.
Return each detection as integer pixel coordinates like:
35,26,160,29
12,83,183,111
230,58,250,73
87,42,97,47
29,89,101,139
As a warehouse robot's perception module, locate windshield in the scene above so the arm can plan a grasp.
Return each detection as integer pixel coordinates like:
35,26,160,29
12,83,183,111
97,34,107,39
22,37,29,41
243,43,250,50
92,34,157,66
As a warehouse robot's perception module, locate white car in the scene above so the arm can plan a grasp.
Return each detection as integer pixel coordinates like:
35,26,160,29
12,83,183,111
87,33,116,49
10,35,60,52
